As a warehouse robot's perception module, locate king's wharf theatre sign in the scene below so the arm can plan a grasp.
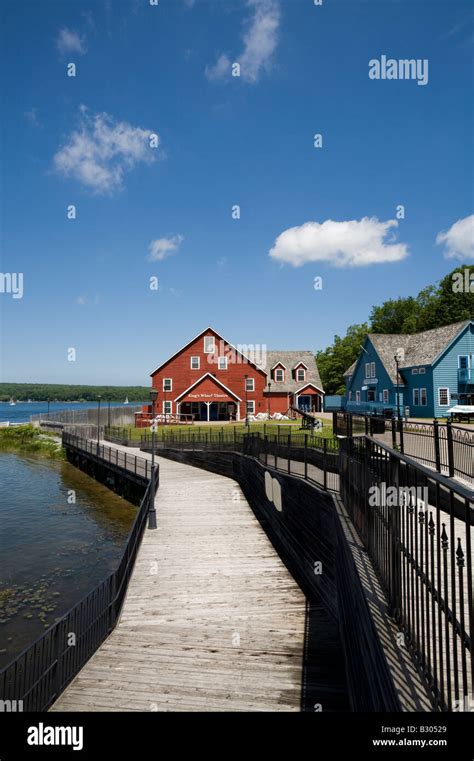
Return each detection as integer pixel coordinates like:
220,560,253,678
188,393,229,399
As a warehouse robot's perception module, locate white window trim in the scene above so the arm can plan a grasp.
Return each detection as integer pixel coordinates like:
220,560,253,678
412,368,419,375
355,390,361,404
163,401,172,414
418,367,426,375
438,387,450,406
274,369,284,383
163,378,172,392
383,389,389,403
203,336,215,354
218,356,228,370
370,362,376,378
246,400,255,414
190,356,200,370
458,355,470,368
348,391,352,401
413,388,420,406
245,378,255,392
296,369,306,382
420,388,427,407
365,363,370,378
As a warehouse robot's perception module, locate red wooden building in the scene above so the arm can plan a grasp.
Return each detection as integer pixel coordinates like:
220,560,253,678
143,327,324,423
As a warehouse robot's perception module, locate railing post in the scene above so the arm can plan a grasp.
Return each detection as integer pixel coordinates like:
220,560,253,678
332,411,337,435
287,434,291,474
433,419,441,473
398,417,404,454
446,420,455,477
304,434,308,480
264,434,268,467
391,417,397,449
323,438,327,490
387,454,402,619
365,415,369,436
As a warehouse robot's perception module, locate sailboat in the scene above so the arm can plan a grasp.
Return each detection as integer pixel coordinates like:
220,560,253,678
9,398,16,406
124,397,129,405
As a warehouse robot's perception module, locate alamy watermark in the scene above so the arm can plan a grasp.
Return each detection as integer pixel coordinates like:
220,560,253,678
369,484,428,508
369,55,429,86
206,339,267,369
452,268,473,293
0,272,23,299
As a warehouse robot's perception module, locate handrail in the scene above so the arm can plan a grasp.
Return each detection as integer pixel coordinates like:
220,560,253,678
0,436,158,711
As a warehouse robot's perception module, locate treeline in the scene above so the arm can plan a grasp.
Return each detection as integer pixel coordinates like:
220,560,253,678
0,384,150,403
316,265,474,396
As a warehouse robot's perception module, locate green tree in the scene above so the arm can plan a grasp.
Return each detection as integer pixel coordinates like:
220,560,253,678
417,265,473,330
369,297,421,334
316,323,369,395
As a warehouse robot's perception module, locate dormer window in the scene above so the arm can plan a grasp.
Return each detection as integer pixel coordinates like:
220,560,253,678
204,335,215,353
296,368,306,383
274,368,284,383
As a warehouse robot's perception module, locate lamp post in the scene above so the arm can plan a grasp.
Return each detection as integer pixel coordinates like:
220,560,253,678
394,354,401,421
244,374,249,428
96,395,102,453
148,389,158,530
267,382,271,420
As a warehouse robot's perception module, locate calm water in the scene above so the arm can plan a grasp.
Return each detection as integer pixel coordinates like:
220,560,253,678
0,452,137,668
0,401,141,425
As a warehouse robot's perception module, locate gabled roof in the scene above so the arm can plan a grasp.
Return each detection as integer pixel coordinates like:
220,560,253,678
264,351,323,393
344,320,471,386
174,373,242,402
150,327,265,377
293,361,309,370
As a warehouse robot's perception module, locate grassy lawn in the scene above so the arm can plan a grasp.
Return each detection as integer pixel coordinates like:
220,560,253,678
107,418,335,441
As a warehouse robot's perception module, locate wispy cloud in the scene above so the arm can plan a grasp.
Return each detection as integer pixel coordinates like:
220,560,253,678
436,214,474,260
205,54,231,81
206,0,280,84
53,108,157,195
56,27,87,56
269,217,409,268
147,235,184,262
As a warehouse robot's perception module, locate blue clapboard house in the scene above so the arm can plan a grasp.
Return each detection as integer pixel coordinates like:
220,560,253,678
325,320,474,418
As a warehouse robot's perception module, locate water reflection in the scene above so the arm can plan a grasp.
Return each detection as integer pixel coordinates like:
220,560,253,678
0,452,136,667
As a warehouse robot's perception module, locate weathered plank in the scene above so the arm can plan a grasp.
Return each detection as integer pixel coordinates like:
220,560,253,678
51,452,306,712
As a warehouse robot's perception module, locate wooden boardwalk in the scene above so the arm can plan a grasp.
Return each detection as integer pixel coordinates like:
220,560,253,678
51,452,306,712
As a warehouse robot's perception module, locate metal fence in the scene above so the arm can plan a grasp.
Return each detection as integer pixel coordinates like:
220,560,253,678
334,413,474,487
0,437,158,712
138,429,340,493
339,436,473,712
30,405,142,428
63,431,153,480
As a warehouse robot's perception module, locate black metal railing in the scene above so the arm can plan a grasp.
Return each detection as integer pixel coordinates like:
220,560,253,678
333,413,474,486
138,429,340,493
0,437,158,712
63,431,152,480
339,436,473,712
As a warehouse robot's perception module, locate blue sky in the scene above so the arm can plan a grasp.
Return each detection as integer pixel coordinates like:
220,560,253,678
1,0,473,385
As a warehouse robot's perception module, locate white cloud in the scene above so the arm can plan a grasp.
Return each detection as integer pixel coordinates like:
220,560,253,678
436,215,474,260
206,0,280,84
269,217,409,268
205,54,231,81
53,109,157,195
240,0,280,83
56,27,87,56
148,235,184,262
